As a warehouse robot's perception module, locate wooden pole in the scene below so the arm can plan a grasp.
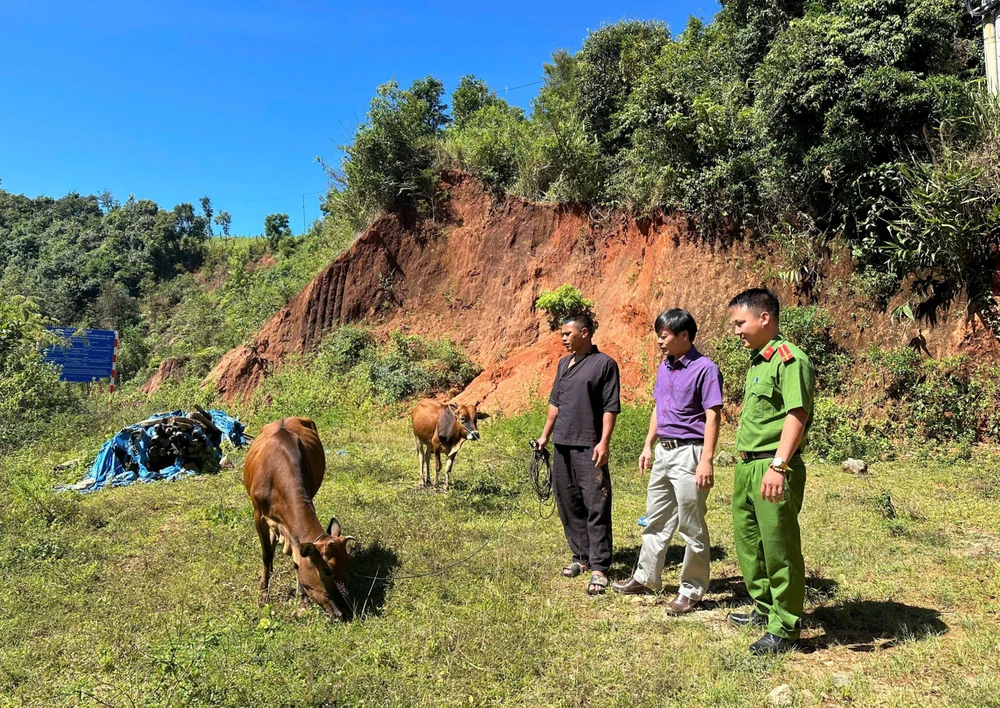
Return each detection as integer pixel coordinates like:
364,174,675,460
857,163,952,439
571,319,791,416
987,12,999,96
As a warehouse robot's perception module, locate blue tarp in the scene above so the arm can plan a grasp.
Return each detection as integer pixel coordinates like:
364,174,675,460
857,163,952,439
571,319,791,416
64,409,248,493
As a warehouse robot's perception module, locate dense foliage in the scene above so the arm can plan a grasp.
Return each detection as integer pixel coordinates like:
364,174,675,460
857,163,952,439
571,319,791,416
329,0,996,324
0,189,212,328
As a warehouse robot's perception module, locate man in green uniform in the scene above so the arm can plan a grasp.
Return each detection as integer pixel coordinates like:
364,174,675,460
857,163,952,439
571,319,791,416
726,289,815,655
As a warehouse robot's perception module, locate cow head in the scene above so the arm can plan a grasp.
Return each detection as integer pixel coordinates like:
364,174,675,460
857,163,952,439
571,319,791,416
296,517,356,622
447,402,488,441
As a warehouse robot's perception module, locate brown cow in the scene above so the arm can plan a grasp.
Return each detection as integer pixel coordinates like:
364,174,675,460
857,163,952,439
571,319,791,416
243,417,355,621
411,399,486,490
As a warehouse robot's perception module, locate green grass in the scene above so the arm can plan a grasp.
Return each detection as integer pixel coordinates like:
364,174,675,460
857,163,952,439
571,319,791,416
2,391,1000,706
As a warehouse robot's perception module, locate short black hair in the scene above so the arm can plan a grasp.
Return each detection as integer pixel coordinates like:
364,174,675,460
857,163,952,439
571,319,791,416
561,312,595,333
654,308,697,341
728,288,780,322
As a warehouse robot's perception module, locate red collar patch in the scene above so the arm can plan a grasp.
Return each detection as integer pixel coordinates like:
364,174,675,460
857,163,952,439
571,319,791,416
761,346,776,361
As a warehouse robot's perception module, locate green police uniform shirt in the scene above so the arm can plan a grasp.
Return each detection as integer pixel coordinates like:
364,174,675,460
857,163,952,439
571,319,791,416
735,336,815,453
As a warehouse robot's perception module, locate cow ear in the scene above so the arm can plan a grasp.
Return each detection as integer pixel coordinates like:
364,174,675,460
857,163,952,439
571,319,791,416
299,542,317,558
439,405,456,431
327,517,341,537
476,411,490,420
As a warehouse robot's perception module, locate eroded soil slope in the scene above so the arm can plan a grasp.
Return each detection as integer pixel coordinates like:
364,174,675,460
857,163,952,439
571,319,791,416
207,173,997,411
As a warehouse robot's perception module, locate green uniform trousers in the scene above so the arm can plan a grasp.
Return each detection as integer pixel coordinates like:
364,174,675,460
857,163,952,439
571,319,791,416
732,455,806,639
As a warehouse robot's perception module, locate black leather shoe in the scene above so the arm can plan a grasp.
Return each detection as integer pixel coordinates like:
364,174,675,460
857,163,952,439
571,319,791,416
727,610,767,628
749,632,798,655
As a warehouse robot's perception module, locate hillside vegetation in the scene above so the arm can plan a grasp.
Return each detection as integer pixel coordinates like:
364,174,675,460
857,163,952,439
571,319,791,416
329,0,1000,329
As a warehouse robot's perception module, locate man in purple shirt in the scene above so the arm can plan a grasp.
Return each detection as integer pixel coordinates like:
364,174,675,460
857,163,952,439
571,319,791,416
613,309,724,615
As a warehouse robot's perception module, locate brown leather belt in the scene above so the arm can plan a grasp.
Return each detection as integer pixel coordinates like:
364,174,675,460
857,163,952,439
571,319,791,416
659,438,704,450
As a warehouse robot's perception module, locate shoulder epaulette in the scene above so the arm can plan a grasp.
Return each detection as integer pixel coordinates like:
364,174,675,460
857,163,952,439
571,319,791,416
761,346,776,361
777,343,795,363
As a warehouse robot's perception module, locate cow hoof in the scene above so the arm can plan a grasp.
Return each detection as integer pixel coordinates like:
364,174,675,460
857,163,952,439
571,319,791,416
257,593,270,607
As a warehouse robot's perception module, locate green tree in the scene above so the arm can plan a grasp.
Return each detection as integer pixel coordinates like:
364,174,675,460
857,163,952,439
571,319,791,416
214,210,232,238
451,75,501,128
200,196,214,236
338,76,450,215
264,213,292,252
576,20,671,155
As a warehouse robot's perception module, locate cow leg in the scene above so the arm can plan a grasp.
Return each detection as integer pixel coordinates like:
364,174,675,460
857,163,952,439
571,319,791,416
434,450,442,490
443,440,464,491
254,512,276,606
424,446,434,488
418,441,432,489
416,437,426,488
443,451,457,492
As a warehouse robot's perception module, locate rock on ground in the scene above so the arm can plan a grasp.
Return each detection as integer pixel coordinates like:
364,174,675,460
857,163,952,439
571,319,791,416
842,458,869,475
714,451,737,466
767,684,794,707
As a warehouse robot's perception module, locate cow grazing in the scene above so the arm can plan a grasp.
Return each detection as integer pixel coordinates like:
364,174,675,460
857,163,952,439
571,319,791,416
243,417,355,621
411,399,487,490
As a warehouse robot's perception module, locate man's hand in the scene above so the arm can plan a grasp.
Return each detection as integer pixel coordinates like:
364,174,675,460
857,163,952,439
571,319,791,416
593,441,610,468
535,435,549,450
761,467,786,503
695,458,715,491
638,444,653,474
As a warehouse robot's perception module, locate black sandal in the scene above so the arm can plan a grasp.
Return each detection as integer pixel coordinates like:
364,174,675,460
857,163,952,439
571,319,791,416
562,562,588,578
587,572,609,595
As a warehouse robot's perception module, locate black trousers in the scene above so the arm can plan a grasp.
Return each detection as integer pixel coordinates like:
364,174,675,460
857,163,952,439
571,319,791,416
552,444,613,573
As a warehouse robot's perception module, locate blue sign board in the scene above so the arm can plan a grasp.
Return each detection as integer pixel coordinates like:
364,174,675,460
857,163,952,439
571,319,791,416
43,328,117,383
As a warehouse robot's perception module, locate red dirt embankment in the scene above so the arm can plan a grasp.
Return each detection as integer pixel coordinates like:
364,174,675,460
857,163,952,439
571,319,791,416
206,173,998,412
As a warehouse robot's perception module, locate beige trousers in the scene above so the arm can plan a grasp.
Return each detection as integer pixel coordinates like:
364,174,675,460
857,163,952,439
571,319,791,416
632,443,711,598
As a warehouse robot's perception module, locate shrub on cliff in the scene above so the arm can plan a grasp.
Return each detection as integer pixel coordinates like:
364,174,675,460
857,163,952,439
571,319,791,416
315,327,481,405
534,285,595,331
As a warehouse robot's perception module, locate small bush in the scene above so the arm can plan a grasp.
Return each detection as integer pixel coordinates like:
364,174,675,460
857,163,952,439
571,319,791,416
707,335,752,405
909,356,985,443
808,397,888,462
445,103,526,193
314,327,481,405
781,306,851,393
115,325,151,384
866,345,922,399
534,284,595,331
0,297,81,451
850,269,900,311
317,326,377,374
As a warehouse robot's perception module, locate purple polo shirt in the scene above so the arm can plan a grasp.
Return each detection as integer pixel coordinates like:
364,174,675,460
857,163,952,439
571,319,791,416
653,346,724,440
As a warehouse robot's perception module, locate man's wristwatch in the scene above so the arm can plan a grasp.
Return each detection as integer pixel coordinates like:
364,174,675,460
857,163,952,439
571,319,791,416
770,456,789,473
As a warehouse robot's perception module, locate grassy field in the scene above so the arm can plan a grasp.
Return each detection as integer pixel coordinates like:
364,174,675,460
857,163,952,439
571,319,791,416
1,391,999,707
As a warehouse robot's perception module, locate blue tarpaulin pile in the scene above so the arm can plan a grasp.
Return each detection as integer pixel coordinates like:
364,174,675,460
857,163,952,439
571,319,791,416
64,408,248,493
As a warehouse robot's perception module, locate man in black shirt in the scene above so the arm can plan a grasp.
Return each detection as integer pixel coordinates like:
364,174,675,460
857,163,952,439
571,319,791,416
536,312,621,595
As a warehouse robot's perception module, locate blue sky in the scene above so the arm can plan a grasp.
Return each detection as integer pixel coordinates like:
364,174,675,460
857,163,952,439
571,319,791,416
0,1,719,236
